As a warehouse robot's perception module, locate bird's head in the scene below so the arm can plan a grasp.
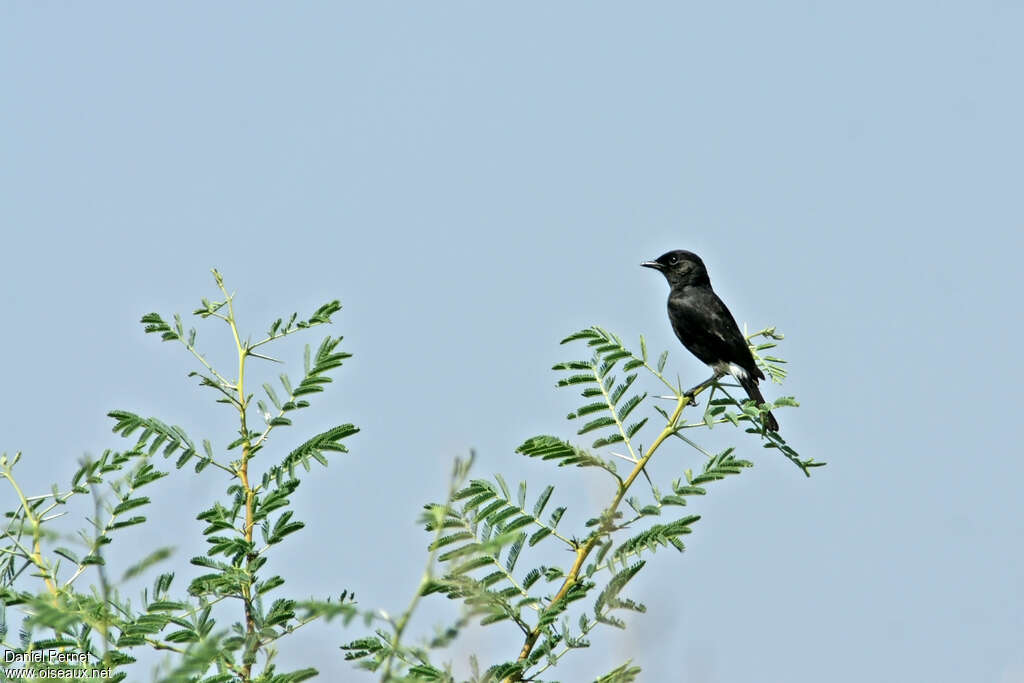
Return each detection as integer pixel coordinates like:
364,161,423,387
641,249,711,288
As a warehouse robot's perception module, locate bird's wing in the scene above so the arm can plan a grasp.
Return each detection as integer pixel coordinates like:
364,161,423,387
667,288,763,379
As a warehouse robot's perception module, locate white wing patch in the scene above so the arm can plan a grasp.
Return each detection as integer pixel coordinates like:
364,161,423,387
712,361,749,380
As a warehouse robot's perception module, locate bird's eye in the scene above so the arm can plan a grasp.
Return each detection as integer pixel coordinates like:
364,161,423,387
669,257,678,265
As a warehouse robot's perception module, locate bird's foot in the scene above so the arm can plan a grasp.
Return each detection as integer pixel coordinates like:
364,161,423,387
683,374,720,406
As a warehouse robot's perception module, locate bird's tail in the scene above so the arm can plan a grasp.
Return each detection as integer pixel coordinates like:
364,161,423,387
739,376,780,432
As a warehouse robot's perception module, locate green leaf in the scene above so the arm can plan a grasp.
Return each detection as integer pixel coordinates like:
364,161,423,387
268,511,305,544
517,436,618,477
110,516,146,529
112,496,150,515
596,661,643,683
164,629,199,643
257,575,286,595
429,532,474,551
532,485,553,517
140,312,180,341
107,411,202,470
502,515,536,534
595,561,646,620
263,383,282,409
617,393,645,421
560,329,602,344
494,473,511,500
609,375,638,405
557,374,598,387
613,516,700,561
528,528,552,546
552,360,593,371
578,416,617,435
282,423,358,473
566,402,609,420
592,433,625,449
625,418,648,438
53,547,79,564
656,350,669,373
506,533,527,572
690,449,753,485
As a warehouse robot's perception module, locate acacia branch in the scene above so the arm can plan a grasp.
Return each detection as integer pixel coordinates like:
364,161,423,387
509,380,712,679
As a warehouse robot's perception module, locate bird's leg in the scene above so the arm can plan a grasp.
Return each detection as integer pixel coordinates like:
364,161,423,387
683,373,721,407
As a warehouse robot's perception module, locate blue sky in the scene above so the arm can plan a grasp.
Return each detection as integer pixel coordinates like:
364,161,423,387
3,2,1023,681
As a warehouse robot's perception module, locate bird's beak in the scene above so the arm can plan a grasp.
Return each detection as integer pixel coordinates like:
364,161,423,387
640,261,664,270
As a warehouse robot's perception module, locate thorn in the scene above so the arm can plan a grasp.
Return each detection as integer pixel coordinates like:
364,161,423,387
640,466,655,489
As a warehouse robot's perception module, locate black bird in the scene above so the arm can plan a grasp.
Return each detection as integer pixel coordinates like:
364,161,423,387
642,249,779,432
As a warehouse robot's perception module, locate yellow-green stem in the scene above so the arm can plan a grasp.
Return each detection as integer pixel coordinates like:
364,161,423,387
218,275,258,681
509,389,699,680
1,465,58,596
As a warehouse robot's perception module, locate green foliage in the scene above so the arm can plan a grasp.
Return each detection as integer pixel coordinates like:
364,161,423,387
348,324,816,682
1,275,816,683
595,661,642,683
516,436,619,480
552,329,650,452
1,270,361,681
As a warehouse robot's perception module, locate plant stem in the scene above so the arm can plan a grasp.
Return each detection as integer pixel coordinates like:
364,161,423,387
215,272,258,681
1,460,58,596
509,384,708,680
381,457,471,681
